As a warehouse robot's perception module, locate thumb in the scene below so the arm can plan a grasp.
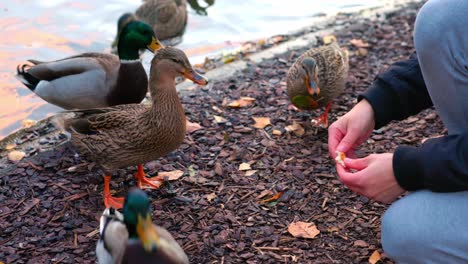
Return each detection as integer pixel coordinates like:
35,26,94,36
336,130,360,153
344,157,369,171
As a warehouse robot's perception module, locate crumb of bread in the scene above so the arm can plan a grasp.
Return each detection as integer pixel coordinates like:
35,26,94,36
335,151,346,168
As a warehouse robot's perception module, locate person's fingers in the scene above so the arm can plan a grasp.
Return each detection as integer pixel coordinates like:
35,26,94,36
336,128,360,154
345,150,357,159
336,164,361,188
328,123,345,158
343,157,369,171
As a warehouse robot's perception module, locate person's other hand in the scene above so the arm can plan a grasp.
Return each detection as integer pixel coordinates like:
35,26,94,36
337,153,405,203
328,99,375,159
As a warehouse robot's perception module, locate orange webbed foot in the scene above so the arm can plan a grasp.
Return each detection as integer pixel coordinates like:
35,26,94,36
103,175,124,209
311,102,332,128
311,115,329,128
104,195,124,209
134,164,164,189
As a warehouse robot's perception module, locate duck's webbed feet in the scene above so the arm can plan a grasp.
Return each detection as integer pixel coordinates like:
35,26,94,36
311,102,332,128
134,164,164,189
103,175,124,209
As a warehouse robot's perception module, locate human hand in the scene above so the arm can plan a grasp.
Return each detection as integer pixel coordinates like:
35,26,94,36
328,99,375,159
337,153,405,203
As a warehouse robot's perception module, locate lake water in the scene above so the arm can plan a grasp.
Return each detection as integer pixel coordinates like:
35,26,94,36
0,0,385,139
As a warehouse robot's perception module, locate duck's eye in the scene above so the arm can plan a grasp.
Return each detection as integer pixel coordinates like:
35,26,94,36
171,58,181,64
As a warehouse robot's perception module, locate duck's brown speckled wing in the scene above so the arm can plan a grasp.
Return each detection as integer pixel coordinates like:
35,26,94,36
62,104,153,172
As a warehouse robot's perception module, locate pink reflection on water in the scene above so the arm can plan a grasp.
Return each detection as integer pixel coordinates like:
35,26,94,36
0,12,99,139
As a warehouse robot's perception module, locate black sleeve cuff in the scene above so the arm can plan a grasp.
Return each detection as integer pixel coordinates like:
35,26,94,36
358,80,399,129
393,145,425,191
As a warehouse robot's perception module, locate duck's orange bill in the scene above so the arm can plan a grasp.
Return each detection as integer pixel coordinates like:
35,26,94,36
184,69,208,85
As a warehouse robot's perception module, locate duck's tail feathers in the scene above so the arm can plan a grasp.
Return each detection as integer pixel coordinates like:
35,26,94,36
50,112,76,140
15,63,40,91
27,59,45,65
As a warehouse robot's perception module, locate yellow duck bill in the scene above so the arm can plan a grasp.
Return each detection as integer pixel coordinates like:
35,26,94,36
137,213,160,253
147,37,164,53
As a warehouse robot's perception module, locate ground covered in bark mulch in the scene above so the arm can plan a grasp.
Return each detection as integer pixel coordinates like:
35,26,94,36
1,1,444,263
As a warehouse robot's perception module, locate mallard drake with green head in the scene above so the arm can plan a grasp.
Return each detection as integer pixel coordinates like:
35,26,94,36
55,47,207,209
96,188,189,264
16,21,163,110
287,42,349,128
113,0,187,47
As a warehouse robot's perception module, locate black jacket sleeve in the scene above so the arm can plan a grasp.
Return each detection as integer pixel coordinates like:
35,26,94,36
357,53,468,192
394,134,468,191
358,53,433,129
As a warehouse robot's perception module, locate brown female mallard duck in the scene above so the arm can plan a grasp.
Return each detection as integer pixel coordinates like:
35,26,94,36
16,21,162,110
96,188,189,264
286,42,349,128
56,47,207,209
114,0,187,47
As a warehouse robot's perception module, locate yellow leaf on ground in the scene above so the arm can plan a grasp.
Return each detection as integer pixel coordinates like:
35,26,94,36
213,115,227,124
8,150,26,162
369,250,381,264
285,122,305,136
350,38,370,48
245,170,258,176
186,120,203,133
21,119,37,128
272,129,282,136
5,143,16,150
252,117,271,129
205,192,217,202
238,163,251,171
228,97,256,108
157,170,184,181
288,221,320,239
323,35,337,44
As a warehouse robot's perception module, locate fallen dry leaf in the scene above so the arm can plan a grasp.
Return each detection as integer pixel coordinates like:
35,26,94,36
256,190,273,200
354,240,368,248
369,250,381,264
252,117,271,129
5,143,16,151
285,122,305,136
213,115,228,124
158,170,184,181
205,192,217,202
272,129,282,136
323,34,337,44
228,97,256,108
357,47,368,56
21,119,37,128
238,163,251,171
186,120,203,133
212,105,223,113
245,170,258,177
261,192,283,203
8,150,26,162
288,221,320,239
350,38,370,48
